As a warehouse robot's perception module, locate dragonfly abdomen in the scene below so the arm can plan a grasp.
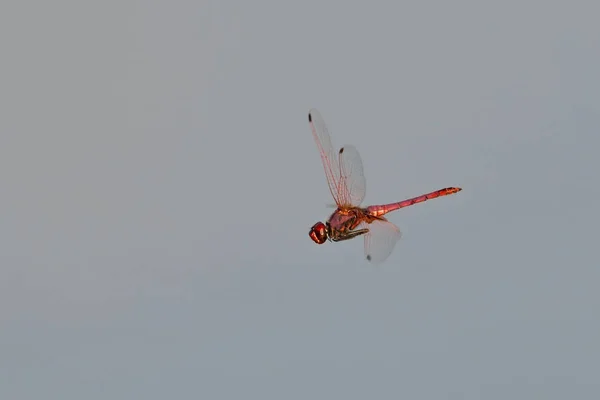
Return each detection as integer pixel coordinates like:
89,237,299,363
366,187,462,217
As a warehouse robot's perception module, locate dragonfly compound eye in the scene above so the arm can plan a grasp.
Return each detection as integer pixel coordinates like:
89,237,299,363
309,222,327,244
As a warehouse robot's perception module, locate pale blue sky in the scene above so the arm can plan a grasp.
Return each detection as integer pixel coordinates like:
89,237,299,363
1,0,599,398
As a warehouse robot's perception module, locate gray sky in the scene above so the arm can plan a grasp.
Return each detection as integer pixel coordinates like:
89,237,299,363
1,0,599,398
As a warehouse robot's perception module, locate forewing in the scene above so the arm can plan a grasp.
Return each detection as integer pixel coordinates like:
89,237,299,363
308,109,342,206
338,145,366,207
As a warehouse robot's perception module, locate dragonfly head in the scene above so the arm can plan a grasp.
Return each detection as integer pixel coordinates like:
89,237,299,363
309,221,328,244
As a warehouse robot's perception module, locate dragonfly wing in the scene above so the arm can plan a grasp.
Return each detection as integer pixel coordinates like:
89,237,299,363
309,109,342,206
360,219,402,264
338,144,366,207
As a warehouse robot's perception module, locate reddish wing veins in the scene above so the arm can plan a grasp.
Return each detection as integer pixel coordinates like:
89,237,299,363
309,109,367,208
338,144,366,207
309,109,343,206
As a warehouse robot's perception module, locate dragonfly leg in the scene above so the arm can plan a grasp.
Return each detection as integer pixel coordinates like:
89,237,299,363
331,228,369,242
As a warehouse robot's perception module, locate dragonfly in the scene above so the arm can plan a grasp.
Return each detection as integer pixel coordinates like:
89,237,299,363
307,108,462,263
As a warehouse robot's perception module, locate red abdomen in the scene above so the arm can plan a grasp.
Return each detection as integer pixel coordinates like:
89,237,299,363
366,187,461,217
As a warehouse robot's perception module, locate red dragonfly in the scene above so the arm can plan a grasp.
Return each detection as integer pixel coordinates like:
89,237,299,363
308,108,462,263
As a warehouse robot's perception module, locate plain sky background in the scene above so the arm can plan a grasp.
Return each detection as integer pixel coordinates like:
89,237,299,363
1,0,599,398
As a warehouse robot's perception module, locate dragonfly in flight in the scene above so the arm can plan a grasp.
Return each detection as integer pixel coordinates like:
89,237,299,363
307,108,462,263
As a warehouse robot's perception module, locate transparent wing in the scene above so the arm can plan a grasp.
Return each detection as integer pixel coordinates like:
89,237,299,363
338,145,366,207
308,109,342,206
360,219,402,264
